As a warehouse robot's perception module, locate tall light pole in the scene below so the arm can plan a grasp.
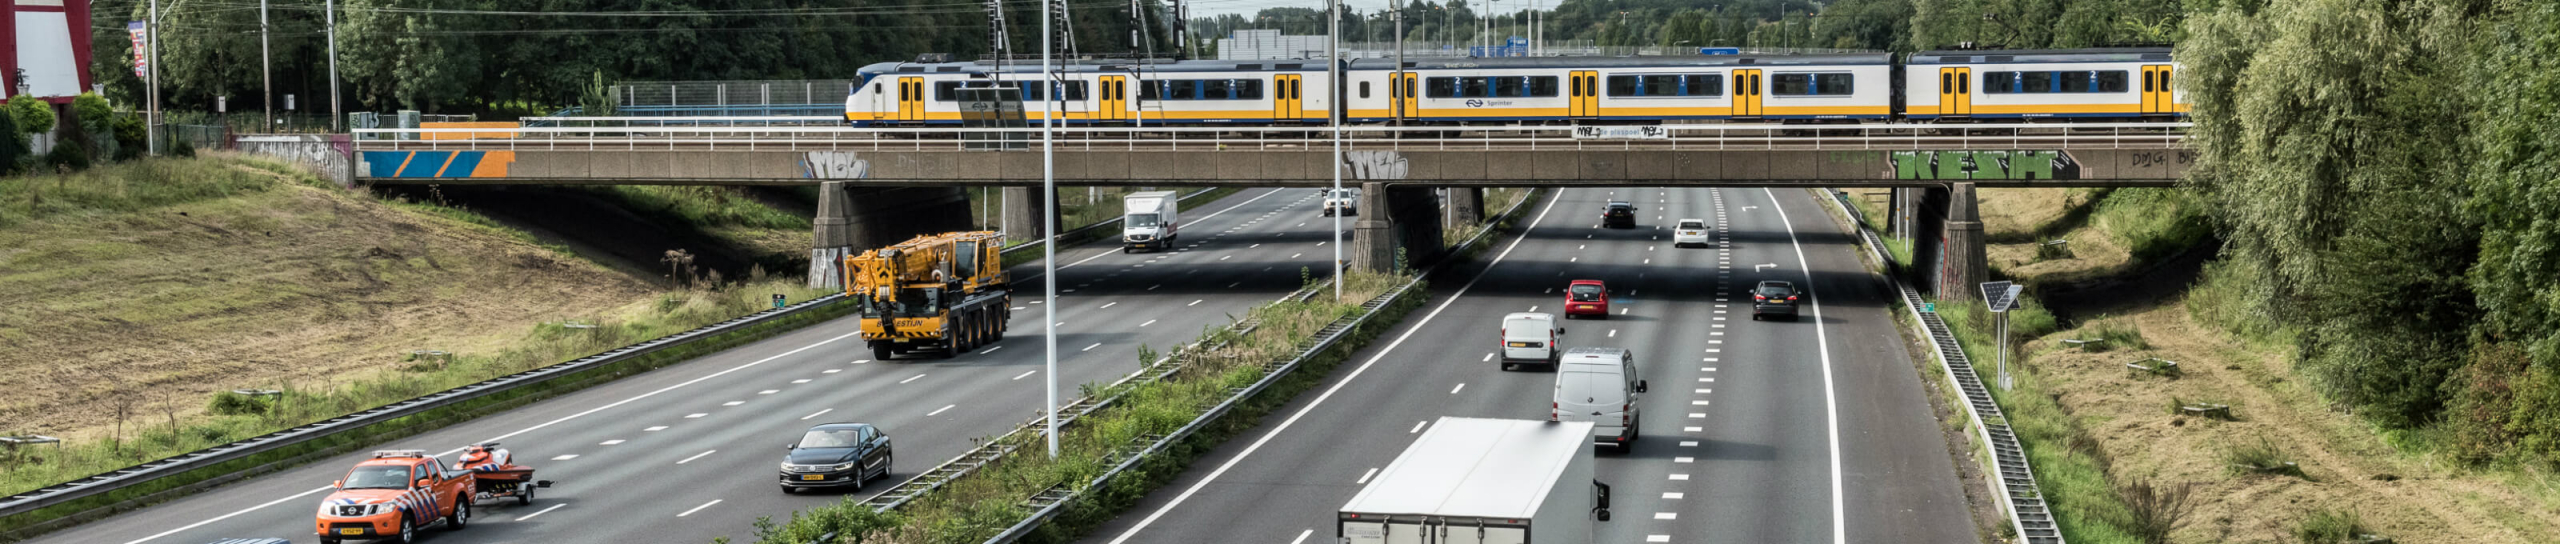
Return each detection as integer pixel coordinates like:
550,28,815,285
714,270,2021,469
1328,0,1342,302
326,0,341,131
260,0,272,130
146,0,160,155
1040,0,1060,459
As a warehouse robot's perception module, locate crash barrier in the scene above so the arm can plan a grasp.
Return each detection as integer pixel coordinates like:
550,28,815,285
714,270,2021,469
0,294,846,523
979,188,1543,543
1823,189,2062,543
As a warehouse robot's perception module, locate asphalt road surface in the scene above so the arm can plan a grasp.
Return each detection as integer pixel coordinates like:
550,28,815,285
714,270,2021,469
26,187,1367,544
1082,187,1978,544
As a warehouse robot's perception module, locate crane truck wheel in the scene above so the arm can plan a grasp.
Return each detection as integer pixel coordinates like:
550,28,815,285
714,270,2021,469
872,343,893,361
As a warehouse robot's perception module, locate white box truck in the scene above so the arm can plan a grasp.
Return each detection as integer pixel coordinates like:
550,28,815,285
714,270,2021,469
1122,190,1179,253
1337,417,1613,544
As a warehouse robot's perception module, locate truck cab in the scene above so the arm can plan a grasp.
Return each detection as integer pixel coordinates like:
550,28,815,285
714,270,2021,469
315,450,475,544
1122,191,1180,252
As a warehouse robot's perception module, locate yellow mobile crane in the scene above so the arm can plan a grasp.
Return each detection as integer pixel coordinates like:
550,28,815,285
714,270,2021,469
842,231,1010,360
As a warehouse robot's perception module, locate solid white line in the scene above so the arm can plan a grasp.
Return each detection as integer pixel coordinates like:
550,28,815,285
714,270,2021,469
1105,185,1567,544
1291,529,1314,544
515,503,567,521
1766,187,1847,544
677,450,716,464
1083,343,1102,352
928,404,956,416
801,409,832,420
677,499,721,517
1014,370,1039,380
900,374,926,384
1357,467,1380,484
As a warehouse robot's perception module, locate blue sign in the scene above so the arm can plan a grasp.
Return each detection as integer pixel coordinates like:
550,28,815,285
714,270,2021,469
1699,47,1741,55
1507,36,1529,46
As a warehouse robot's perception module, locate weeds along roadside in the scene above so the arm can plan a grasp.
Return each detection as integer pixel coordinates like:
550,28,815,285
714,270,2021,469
1935,296,2149,544
743,189,1545,543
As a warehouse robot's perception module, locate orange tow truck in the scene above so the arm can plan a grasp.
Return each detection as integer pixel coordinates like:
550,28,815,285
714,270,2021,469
313,450,475,544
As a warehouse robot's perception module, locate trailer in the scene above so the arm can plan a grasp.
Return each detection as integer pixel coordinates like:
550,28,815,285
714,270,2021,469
1337,417,1612,544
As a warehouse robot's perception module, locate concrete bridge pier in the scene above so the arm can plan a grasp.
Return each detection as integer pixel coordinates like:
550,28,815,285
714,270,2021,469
1000,186,1060,246
808,183,976,288
1444,187,1483,229
1933,182,1990,299
1351,183,1445,274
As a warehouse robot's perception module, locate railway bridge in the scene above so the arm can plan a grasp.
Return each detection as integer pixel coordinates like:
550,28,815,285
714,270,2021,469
350,123,2192,298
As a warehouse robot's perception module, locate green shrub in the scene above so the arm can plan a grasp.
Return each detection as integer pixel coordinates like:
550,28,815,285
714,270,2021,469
2069,319,2149,352
7,94,53,135
2092,187,2211,262
71,93,111,125
205,391,272,416
2291,509,2367,543
109,114,145,161
2224,437,2304,478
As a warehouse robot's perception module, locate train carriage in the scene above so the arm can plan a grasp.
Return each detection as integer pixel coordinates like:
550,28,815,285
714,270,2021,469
1905,47,2187,120
845,59,1332,126
1341,54,1893,123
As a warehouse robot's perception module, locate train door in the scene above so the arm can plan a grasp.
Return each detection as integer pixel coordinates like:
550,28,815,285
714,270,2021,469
1099,76,1129,122
1569,70,1599,118
1730,69,1764,118
2141,65,2175,115
1938,67,1973,116
1274,74,1304,121
896,77,926,123
1393,72,1421,121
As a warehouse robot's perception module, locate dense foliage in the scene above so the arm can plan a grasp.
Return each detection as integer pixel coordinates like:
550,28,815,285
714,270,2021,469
88,0,1177,115
2182,0,2560,466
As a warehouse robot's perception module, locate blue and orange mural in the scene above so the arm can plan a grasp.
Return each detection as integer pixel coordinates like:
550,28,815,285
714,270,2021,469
361,150,515,178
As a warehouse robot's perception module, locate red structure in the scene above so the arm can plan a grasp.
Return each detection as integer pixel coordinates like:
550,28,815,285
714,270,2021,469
0,0,93,104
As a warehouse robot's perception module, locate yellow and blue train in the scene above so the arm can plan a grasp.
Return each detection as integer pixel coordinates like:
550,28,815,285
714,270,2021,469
843,47,2185,126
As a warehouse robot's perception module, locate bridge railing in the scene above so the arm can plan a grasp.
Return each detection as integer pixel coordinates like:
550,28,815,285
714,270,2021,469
352,122,2191,153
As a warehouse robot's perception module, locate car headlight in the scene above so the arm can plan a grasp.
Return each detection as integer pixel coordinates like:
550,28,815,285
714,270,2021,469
321,503,391,517
780,462,796,471
826,461,859,472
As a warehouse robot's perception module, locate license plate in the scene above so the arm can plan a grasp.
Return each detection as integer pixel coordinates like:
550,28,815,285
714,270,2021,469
339,528,364,535
1507,342,1537,348
801,474,825,481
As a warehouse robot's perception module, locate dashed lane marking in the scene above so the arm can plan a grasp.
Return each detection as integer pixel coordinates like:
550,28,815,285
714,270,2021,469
801,409,831,420
677,450,716,464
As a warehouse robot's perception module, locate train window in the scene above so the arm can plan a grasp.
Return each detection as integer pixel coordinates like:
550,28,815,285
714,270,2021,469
1139,81,1161,100
1426,77,1459,98
2096,71,2129,93
1771,74,1810,95
1495,77,1526,98
2159,70,2172,92
1169,80,1199,100
1685,75,1723,97
933,82,961,101
1606,75,1639,97
1204,79,1234,100
2059,71,2094,93
1641,75,1680,97
1066,82,1088,101
1984,72,2016,94
1237,79,1264,100
2022,71,2054,93
1813,74,1854,95
1461,77,1491,98
1529,76,1559,97
1359,81,1371,99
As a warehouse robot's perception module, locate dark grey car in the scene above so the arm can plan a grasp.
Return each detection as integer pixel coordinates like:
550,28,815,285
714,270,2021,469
779,423,894,493
1751,281,1799,321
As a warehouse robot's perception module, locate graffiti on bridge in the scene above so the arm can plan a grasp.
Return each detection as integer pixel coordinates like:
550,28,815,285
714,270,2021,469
801,151,870,179
1343,151,1410,180
1889,150,2080,181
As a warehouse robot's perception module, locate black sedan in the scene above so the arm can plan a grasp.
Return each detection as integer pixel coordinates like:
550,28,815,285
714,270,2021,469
778,423,894,493
1602,201,1638,228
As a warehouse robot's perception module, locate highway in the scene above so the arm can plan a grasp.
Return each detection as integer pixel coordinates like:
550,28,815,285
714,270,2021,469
23,187,1359,544
1082,187,1978,544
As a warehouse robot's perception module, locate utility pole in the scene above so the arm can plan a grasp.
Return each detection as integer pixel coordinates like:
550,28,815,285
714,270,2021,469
146,0,160,155
1040,0,1060,460
327,0,341,131
1392,0,1402,126
1328,0,1342,302
261,0,273,130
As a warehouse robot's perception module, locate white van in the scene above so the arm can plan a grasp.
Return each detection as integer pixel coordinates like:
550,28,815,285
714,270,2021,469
1500,312,1565,371
1551,347,1647,449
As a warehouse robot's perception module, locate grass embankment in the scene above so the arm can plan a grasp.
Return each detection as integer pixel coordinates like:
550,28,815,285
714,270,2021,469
0,155,841,532
1980,187,2210,285
1445,187,1529,247
743,270,1422,544
585,185,813,264
1905,187,2560,542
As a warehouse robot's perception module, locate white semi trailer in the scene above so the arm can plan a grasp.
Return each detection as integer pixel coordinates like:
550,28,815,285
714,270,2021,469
1121,190,1180,252
1337,417,1612,544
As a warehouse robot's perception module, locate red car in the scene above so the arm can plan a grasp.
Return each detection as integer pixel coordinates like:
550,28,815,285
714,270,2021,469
1564,280,1610,319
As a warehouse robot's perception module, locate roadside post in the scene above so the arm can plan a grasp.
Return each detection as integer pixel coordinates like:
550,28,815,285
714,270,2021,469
1981,281,2022,390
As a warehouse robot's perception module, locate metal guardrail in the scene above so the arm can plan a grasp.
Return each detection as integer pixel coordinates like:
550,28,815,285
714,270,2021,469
1821,190,2061,544
981,188,1542,543
0,294,847,521
352,122,2193,152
